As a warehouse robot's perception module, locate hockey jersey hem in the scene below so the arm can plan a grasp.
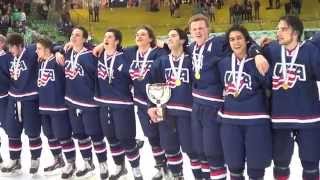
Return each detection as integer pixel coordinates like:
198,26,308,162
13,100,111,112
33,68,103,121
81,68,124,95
94,96,134,106
65,96,98,108
133,96,148,106
218,111,270,119
166,103,192,112
0,92,8,99
39,106,68,112
8,91,38,98
271,116,320,124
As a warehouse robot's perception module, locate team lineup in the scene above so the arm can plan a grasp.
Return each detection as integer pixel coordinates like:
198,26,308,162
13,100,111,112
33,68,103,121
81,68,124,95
0,13,319,180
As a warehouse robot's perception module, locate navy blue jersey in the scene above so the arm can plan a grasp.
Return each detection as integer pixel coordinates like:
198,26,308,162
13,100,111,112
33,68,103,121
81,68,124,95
126,46,168,108
0,50,11,101
64,49,98,109
94,50,134,108
149,54,193,117
38,56,68,114
308,32,320,50
263,41,320,128
8,44,39,101
189,36,229,107
218,55,270,125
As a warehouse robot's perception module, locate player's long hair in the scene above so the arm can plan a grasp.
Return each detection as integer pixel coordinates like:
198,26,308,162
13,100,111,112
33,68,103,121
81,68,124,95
169,28,189,55
105,28,123,51
136,25,157,48
225,25,252,54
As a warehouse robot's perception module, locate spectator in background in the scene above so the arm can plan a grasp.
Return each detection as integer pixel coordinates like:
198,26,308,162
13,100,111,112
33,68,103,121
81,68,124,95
208,3,215,22
254,0,260,20
93,6,99,22
244,0,253,22
0,10,10,35
285,2,291,15
267,0,273,9
19,8,26,25
275,0,280,9
88,5,93,22
24,0,32,15
169,0,175,16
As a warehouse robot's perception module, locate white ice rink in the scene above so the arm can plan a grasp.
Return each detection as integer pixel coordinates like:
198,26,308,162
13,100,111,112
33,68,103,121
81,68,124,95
1,81,319,180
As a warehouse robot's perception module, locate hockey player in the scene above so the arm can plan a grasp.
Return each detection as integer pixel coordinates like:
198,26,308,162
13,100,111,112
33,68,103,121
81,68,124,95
263,16,320,180
218,25,272,180
147,28,202,180
125,26,168,180
64,26,108,179
1,33,61,176
92,26,168,180
0,35,10,167
36,37,79,179
187,14,269,179
94,28,144,180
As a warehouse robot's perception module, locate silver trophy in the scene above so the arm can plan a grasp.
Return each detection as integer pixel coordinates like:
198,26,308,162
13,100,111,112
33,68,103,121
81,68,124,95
146,83,171,122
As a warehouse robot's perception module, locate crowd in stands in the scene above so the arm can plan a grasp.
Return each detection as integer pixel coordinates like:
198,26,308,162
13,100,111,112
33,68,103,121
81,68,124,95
0,0,28,35
229,0,260,25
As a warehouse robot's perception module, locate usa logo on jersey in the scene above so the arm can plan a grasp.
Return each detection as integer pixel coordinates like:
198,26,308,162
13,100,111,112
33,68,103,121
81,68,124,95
165,68,189,88
129,60,153,80
9,60,27,79
65,60,84,80
224,71,252,96
38,69,55,87
97,61,112,80
272,63,306,90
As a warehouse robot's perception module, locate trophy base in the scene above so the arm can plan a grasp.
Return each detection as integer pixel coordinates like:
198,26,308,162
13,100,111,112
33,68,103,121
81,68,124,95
154,107,165,123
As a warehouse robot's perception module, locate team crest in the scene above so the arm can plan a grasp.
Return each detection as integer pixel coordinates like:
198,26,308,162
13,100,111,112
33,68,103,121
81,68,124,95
272,62,306,90
38,69,55,87
165,68,189,88
129,60,153,80
65,60,84,80
97,61,114,80
224,71,252,96
9,60,27,80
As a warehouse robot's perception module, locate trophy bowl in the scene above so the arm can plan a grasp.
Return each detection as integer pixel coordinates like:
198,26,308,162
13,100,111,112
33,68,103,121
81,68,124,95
146,83,171,122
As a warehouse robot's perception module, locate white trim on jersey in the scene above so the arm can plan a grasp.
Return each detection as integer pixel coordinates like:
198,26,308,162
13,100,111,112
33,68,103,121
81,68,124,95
166,105,192,112
0,93,8,99
65,96,98,108
94,96,134,105
192,92,224,102
8,91,38,98
218,111,270,119
133,97,147,106
271,116,320,123
39,106,68,112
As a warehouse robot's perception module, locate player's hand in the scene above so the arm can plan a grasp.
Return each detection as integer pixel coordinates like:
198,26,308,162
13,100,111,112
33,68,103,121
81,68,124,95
64,42,73,52
259,37,273,48
93,43,104,57
254,54,269,76
147,107,159,123
156,39,165,48
55,52,65,66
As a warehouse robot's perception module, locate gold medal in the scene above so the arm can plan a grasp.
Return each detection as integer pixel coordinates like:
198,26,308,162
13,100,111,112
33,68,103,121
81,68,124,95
13,74,18,80
282,82,289,90
234,91,239,97
195,72,200,80
176,79,181,86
